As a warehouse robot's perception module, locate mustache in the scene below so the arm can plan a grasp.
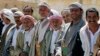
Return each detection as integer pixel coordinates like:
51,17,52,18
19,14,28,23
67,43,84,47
88,20,96,23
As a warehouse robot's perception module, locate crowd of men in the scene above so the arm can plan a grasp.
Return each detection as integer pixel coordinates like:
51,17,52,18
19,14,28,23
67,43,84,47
0,1,100,56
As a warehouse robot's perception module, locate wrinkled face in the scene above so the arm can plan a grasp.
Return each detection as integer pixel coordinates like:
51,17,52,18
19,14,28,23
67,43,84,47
86,12,99,25
70,8,82,21
23,9,33,15
61,12,72,23
22,18,33,30
50,19,62,28
2,15,10,24
39,6,50,18
14,16,22,26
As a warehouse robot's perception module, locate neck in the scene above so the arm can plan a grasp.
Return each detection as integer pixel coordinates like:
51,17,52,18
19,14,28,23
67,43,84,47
72,19,81,25
16,25,21,29
88,23,99,34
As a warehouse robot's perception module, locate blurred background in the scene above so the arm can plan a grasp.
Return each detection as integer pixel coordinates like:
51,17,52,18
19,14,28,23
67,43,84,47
0,0,100,11
1,0,100,20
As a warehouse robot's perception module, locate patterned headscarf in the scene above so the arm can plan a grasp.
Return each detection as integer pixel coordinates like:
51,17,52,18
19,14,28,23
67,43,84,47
20,15,36,26
49,15,63,30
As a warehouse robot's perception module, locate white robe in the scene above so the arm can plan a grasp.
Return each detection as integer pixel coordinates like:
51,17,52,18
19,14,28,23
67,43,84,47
37,18,50,43
11,26,22,49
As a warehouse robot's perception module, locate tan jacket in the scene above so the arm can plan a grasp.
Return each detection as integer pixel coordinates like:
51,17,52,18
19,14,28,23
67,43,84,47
10,31,24,56
93,34,100,56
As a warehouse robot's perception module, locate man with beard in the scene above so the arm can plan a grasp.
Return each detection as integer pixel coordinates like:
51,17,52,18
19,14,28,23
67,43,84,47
15,15,36,56
55,2,85,56
80,8,100,56
10,11,24,56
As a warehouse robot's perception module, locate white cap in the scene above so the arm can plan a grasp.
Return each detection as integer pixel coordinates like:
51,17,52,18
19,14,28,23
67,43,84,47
11,7,19,13
14,11,24,17
69,2,82,9
38,2,50,9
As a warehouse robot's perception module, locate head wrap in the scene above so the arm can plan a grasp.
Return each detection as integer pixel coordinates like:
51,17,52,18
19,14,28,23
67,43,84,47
20,15,36,25
49,15,63,29
2,9,15,23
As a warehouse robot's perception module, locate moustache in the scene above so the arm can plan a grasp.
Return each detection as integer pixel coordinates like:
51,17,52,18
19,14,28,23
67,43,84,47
89,20,96,23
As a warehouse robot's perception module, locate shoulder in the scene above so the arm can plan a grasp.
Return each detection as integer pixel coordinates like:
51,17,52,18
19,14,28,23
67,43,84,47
80,24,87,33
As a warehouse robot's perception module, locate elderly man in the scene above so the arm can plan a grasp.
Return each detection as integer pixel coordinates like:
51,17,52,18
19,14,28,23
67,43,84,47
9,11,24,56
80,8,100,56
0,9,15,56
61,8,72,23
55,2,85,56
15,15,36,56
49,15,67,56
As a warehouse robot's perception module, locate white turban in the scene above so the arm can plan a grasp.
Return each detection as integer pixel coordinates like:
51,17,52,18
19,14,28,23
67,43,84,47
3,9,15,24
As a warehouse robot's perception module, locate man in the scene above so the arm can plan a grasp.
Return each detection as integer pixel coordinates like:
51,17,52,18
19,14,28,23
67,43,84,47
0,9,15,56
16,15,36,56
80,8,100,56
29,2,59,56
10,11,24,56
49,15,67,56
23,5,33,15
55,2,85,56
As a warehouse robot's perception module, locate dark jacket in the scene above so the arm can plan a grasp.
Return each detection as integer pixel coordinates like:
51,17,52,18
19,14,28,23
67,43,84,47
0,19,4,36
72,32,84,56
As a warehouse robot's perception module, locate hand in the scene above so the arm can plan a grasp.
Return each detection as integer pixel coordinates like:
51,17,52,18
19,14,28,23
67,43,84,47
19,52,28,56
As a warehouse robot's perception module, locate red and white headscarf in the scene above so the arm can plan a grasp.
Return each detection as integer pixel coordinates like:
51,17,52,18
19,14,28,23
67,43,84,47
49,15,63,30
20,15,36,26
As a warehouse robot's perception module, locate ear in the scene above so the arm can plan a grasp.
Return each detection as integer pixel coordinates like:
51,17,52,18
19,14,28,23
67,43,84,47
97,16,99,21
86,16,88,21
81,10,83,14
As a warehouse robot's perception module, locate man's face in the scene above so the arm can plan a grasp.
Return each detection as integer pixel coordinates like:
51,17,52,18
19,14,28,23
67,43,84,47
50,19,62,28
70,8,82,21
39,6,49,18
22,18,33,30
23,9,32,15
86,12,99,25
14,16,22,26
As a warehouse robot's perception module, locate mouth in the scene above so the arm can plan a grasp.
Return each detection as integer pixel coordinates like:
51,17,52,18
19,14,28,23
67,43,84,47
89,21,96,23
